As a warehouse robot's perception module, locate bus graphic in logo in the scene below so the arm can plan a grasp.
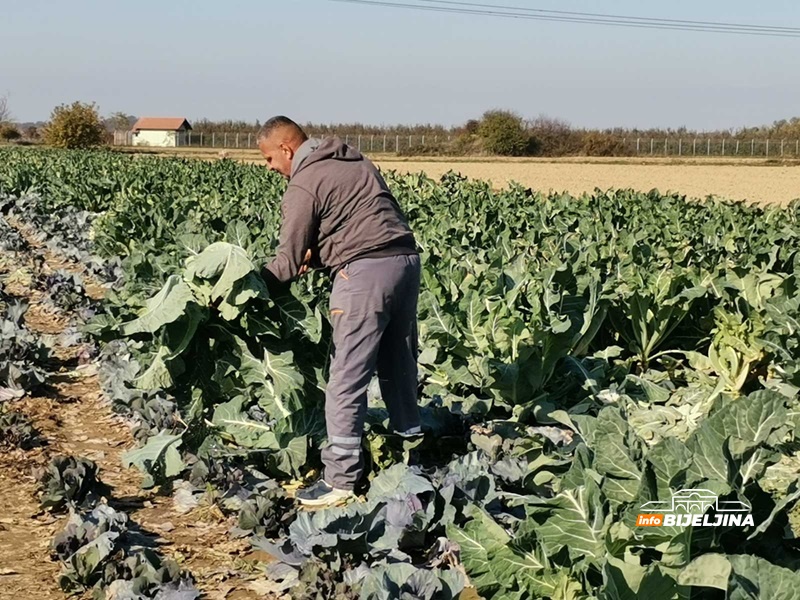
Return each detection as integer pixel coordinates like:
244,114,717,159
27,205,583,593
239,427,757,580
636,489,754,528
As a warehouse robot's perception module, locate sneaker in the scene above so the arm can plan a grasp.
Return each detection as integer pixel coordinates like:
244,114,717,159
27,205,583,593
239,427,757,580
395,426,424,440
295,479,355,508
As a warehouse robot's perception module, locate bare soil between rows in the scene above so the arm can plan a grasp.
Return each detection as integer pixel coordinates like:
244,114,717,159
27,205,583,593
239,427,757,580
0,226,268,600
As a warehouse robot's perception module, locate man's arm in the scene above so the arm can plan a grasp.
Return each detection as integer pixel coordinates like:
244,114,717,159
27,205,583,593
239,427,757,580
263,186,319,284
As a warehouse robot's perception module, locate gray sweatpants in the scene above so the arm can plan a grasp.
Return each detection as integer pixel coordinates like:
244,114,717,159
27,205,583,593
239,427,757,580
322,254,422,490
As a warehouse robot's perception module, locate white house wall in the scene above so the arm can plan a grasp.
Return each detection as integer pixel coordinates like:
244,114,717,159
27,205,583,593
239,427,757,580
133,130,178,147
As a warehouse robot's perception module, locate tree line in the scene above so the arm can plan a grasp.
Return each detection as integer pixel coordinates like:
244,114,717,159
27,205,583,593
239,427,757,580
2,97,800,156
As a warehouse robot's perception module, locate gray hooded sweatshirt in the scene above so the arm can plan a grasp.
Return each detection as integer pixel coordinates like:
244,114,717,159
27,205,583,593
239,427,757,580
264,137,417,283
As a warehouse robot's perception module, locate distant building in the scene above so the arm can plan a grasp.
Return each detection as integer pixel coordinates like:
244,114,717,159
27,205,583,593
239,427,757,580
131,117,192,147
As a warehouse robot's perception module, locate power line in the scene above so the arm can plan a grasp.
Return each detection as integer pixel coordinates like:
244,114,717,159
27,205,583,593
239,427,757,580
334,0,800,36
333,0,800,36
327,0,800,38
419,0,800,34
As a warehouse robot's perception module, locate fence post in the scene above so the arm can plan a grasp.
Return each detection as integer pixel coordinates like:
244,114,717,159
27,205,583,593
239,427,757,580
781,139,785,156
358,134,362,151
679,139,682,156
224,133,228,148
797,140,799,156
707,139,711,156
751,139,755,156
766,139,770,157
384,135,387,152
200,132,204,147
650,138,654,155
722,138,725,155
248,133,251,148
422,135,425,147
235,133,239,148
408,135,412,151
370,134,374,152
693,139,696,156
636,138,640,154
212,133,215,147
735,140,739,155
396,135,399,153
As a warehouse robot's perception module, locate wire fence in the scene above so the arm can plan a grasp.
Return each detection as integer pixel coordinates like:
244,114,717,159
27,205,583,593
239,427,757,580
113,131,800,158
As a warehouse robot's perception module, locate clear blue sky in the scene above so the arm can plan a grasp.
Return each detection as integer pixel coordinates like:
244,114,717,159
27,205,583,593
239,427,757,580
2,0,798,129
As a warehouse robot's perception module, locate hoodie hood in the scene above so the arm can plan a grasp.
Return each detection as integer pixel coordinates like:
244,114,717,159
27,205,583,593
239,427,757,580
291,137,363,179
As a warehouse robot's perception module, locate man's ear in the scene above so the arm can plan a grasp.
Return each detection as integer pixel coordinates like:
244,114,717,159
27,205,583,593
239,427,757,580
280,142,294,160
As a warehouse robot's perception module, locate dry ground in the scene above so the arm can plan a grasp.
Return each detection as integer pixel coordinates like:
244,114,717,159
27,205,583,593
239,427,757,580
119,146,800,205
378,159,800,205
0,225,268,600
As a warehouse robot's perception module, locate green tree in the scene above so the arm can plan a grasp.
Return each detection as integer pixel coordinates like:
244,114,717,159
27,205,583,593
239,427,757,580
478,110,535,156
43,101,106,149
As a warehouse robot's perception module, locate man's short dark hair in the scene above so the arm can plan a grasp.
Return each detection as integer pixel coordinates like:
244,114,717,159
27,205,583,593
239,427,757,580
258,116,307,143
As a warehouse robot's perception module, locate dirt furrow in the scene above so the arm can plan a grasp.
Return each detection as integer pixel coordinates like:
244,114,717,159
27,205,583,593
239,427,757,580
0,227,264,599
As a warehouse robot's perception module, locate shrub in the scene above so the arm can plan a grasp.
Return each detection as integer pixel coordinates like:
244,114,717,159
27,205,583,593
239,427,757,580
478,110,535,156
43,101,106,149
0,124,21,142
582,131,628,157
529,115,584,156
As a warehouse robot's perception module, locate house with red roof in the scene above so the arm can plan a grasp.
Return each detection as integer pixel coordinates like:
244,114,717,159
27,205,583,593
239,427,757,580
131,117,192,147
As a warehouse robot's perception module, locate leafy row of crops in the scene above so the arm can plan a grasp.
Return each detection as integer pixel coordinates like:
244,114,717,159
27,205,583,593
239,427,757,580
3,147,800,599
0,202,199,598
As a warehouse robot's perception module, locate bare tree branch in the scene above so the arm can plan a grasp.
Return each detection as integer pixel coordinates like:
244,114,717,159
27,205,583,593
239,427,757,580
0,94,11,124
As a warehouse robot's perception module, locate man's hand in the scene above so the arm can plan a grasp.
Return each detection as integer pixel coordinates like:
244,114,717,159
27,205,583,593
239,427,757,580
298,248,313,276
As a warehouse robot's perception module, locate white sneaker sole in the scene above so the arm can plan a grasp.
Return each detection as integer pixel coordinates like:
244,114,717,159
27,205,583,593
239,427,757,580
297,490,355,508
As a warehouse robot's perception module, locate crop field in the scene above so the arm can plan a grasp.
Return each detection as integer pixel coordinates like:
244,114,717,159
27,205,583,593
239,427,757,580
120,146,800,205
376,158,800,205
2,146,800,599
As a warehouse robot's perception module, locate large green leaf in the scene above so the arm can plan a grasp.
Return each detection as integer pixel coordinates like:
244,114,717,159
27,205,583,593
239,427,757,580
120,275,195,335
677,553,731,591
727,554,800,600
686,390,788,488
212,396,275,449
579,407,642,483
133,346,175,391
446,508,510,593
233,337,303,419
368,463,435,502
646,437,693,500
271,433,307,477
185,241,254,301
121,431,184,478
488,545,570,599
680,553,800,599
536,477,609,562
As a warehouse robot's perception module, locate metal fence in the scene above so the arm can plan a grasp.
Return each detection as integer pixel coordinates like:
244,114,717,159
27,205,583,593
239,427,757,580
114,131,454,154
113,131,800,158
622,137,800,158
